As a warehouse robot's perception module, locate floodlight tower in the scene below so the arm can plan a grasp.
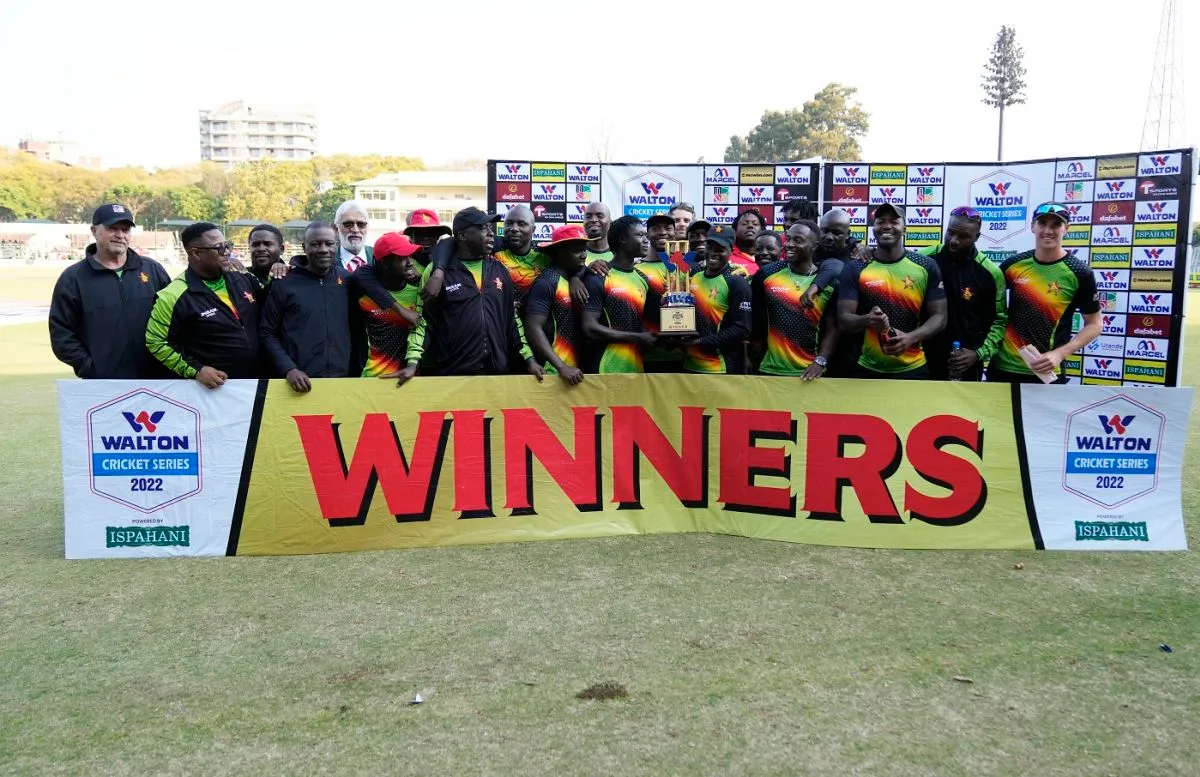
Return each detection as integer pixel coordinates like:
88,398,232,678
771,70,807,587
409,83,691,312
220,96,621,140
1141,0,1187,150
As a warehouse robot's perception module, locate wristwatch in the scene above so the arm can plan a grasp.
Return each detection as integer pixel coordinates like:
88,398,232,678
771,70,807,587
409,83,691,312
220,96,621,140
814,356,828,368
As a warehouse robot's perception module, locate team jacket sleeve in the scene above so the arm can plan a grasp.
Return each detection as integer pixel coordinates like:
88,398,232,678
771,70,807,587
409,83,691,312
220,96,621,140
978,258,1009,363
1073,267,1101,315
145,285,200,379
47,272,92,378
814,258,844,291
405,263,434,365
704,277,752,349
259,283,298,375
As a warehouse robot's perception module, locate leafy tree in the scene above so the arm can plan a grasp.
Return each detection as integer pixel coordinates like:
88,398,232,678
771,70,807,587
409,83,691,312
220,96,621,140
724,83,869,162
981,25,1027,161
222,160,313,223
100,183,156,221
305,183,354,222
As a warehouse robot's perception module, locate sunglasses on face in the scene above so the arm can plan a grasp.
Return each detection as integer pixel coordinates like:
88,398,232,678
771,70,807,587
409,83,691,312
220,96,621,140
949,206,982,221
194,243,233,255
341,220,368,230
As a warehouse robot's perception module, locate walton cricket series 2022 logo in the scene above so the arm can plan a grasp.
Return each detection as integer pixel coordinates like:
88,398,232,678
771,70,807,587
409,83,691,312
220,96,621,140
623,171,680,219
970,170,1029,244
1063,396,1164,515
87,389,202,532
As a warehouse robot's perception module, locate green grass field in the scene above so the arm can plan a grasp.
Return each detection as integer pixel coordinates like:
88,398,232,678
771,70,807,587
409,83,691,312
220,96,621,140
1,270,1197,776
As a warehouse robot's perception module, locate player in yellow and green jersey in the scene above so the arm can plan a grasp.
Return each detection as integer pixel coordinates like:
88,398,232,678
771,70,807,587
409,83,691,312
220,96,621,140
639,213,686,372
493,204,549,310
837,203,947,379
988,202,1102,383
682,225,751,374
354,233,423,378
524,225,590,384
752,220,838,379
581,216,660,373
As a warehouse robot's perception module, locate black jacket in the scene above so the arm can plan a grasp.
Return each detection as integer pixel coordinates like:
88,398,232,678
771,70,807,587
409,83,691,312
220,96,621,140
920,244,1008,380
260,261,354,378
49,246,173,378
406,254,531,376
145,269,262,379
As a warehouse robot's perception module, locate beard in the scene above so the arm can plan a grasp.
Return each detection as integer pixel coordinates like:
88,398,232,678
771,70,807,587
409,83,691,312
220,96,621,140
340,234,363,254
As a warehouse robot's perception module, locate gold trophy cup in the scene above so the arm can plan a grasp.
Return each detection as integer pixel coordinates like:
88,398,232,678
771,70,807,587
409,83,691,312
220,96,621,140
659,239,697,335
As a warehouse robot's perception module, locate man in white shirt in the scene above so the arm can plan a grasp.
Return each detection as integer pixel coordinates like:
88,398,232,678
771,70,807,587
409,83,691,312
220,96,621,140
334,199,374,272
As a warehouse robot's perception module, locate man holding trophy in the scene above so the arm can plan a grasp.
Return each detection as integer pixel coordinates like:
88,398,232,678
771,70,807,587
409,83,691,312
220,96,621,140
676,226,752,374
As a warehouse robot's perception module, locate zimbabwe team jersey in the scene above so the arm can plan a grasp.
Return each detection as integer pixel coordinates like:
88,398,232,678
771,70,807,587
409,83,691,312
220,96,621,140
495,248,549,308
583,266,656,374
202,276,238,318
752,261,833,375
992,250,1099,375
840,251,945,374
685,270,751,374
634,258,682,364
525,267,583,374
358,283,419,377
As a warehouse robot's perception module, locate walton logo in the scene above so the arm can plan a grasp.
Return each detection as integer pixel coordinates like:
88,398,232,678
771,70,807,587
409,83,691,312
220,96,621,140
1142,294,1160,306
1144,249,1163,259
1100,271,1119,282
843,167,859,177
1103,315,1116,327
748,187,766,198
917,208,932,218
845,208,860,218
505,165,521,174
540,185,558,195
1151,156,1168,167
1095,359,1112,370
918,167,934,177
642,182,663,195
1099,414,1133,435
785,167,803,177
1148,202,1165,213
989,182,1010,196
1139,154,1181,175
1068,205,1082,216
1105,182,1124,192
712,207,729,217
880,187,896,197
575,165,591,176
123,410,165,434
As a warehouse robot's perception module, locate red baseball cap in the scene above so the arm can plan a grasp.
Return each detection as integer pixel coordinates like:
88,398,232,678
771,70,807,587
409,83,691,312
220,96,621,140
537,224,590,250
373,232,421,259
404,208,452,236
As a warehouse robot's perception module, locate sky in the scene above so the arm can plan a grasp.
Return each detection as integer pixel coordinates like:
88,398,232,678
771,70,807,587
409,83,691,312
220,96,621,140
0,0,1196,172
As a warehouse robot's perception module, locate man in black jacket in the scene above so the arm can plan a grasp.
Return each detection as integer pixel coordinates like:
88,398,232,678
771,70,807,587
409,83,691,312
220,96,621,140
396,207,543,382
260,222,354,392
918,207,1008,380
49,203,172,378
145,222,261,388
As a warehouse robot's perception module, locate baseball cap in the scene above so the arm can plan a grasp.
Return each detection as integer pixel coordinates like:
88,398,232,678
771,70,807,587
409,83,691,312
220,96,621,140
452,207,502,233
646,213,675,229
537,224,589,250
1031,202,1071,225
373,232,422,260
92,203,135,227
705,224,735,248
686,219,712,234
404,208,452,236
872,203,905,221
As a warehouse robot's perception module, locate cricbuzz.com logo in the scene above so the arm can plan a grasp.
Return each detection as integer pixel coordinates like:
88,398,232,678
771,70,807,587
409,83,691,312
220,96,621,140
87,389,202,514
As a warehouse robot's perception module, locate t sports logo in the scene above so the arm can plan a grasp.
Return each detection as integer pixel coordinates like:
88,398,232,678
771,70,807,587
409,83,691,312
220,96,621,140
1094,179,1136,201
1063,395,1164,510
566,165,600,184
123,410,165,433
832,166,868,185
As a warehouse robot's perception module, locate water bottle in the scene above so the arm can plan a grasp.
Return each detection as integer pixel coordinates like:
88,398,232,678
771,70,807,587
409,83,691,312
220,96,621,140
949,341,963,381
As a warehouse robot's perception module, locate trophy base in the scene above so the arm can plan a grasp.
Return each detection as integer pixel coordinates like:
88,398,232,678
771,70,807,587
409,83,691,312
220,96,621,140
659,306,698,335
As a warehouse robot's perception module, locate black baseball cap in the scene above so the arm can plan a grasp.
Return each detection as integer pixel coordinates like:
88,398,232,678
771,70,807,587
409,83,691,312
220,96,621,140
646,213,675,229
686,219,712,234
1031,202,1071,225
92,203,135,227
872,202,905,221
452,207,502,232
705,224,735,248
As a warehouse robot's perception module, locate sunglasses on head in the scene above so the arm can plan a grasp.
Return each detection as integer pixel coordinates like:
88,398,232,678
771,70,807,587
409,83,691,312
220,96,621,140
949,206,981,221
1032,203,1070,219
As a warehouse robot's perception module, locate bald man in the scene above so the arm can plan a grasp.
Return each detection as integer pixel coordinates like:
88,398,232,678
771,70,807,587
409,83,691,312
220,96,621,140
583,202,613,263
799,208,864,377
493,204,549,309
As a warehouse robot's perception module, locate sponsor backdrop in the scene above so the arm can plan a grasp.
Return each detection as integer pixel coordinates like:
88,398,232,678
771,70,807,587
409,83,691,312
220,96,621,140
488,149,1193,386
60,378,1193,559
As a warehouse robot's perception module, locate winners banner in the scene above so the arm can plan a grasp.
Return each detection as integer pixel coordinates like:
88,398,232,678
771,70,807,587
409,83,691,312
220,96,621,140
59,378,1193,559
488,149,1194,387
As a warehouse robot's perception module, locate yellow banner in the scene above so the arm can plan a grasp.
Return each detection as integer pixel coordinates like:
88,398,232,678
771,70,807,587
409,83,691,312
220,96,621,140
236,377,1035,555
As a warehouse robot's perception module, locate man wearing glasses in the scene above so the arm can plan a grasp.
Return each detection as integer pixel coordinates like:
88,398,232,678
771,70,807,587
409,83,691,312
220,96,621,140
334,200,374,272
987,202,1102,383
50,203,172,379
917,206,1008,381
146,222,262,389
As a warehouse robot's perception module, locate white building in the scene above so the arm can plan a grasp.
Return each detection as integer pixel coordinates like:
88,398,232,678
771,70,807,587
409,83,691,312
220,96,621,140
352,171,486,232
199,101,318,169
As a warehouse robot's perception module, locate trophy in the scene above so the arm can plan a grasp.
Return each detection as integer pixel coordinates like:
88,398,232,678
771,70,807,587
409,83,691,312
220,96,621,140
659,239,697,335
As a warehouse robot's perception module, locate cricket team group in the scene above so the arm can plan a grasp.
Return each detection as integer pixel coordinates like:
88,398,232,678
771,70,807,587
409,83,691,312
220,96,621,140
47,195,1102,389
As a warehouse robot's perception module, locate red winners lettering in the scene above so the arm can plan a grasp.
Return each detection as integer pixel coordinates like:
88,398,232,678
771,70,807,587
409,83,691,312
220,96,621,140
452,410,493,518
801,413,903,523
502,407,602,515
717,408,796,516
611,406,709,509
294,412,451,525
903,415,987,525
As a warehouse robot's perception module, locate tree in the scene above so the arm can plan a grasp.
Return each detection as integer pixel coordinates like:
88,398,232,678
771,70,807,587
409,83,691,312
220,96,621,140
981,25,1027,162
305,183,353,222
100,183,156,221
724,83,869,162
